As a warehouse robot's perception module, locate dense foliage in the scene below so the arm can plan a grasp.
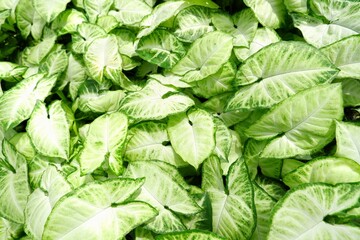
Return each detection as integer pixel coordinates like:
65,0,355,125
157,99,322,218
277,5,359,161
0,0,360,239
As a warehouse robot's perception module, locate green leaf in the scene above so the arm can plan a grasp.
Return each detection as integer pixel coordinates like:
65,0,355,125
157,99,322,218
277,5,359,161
212,118,232,161
283,157,360,188
84,35,122,83
0,62,27,82
71,23,107,54
309,0,360,32
0,140,30,223
137,30,186,69
0,74,56,130
84,0,113,23
27,101,70,160
111,28,136,57
16,0,46,40
202,157,256,240
234,27,280,62
340,78,360,107
125,122,187,168
156,230,225,240
321,35,360,79
96,15,118,33
119,80,194,121
39,49,68,77
79,112,128,175
251,183,276,240
268,183,360,239
125,161,201,233
109,0,152,26
284,0,308,13
246,84,343,158
0,216,23,240
51,9,87,36
138,1,186,38
43,178,157,239
292,13,358,48
33,0,71,22
59,53,87,97
335,121,360,164
23,37,56,65
212,9,258,47
25,165,72,239
244,0,287,29
9,132,36,161
255,175,286,201
226,41,338,110
191,61,237,99
173,6,215,42
168,108,215,169
172,31,233,83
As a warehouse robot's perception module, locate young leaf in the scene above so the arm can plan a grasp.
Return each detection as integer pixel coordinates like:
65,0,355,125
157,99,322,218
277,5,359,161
138,1,186,38
33,0,71,23
43,178,157,239
125,161,201,233
84,35,122,83
202,157,256,240
172,31,233,83
125,122,187,168
268,183,360,239
227,41,338,110
39,49,69,77
119,80,194,121
71,23,107,54
137,30,186,69
212,9,258,47
173,6,214,42
109,0,152,26
0,74,56,130
192,61,237,99
246,84,343,158
168,108,215,169
283,157,360,188
25,165,72,239
84,0,113,23
16,0,46,40
234,27,280,62
79,112,128,175
0,140,30,224
27,101,70,160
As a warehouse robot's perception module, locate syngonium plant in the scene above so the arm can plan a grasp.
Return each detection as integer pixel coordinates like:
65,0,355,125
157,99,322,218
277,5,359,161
0,0,360,239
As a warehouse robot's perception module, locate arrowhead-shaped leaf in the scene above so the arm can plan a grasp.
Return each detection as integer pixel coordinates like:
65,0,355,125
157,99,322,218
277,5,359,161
227,41,338,110
119,80,194,121
0,73,56,130
168,108,215,169
79,112,128,175
246,84,343,158
27,101,70,159
268,183,360,239
43,178,157,239
0,140,30,223
172,31,233,83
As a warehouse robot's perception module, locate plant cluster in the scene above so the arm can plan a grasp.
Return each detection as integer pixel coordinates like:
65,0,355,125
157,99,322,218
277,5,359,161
0,0,360,239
